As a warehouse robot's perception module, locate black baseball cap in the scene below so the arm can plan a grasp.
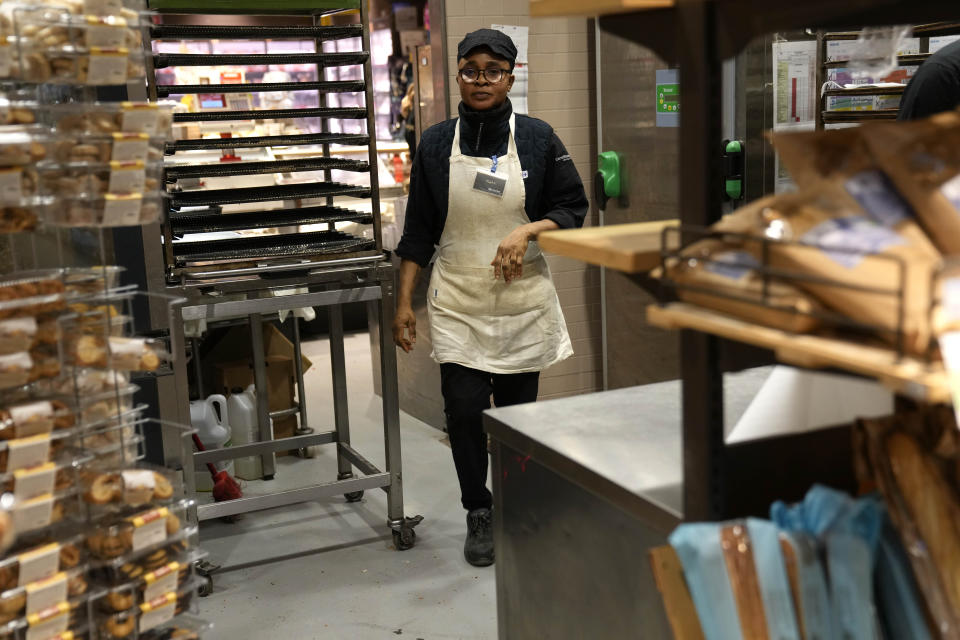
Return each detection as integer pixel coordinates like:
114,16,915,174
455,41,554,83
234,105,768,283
457,29,517,70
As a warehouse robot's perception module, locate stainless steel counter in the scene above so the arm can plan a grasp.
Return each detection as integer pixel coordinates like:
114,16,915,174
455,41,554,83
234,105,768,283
484,370,769,640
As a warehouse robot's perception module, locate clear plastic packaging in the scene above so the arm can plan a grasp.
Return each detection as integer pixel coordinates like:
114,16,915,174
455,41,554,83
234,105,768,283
81,465,175,508
22,46,146,86
0,453,89,502
0,273,66,321
0,590,90,639
62,266,125,297
0,399,75,439
0,537,86,594
49,102,174,137
51,134,162,165
99,576,200,638
74,383,137,428
0,565,88,624
95,551,199,612
0,428,74,474
0,316,59,356
0,131,48,168
68,335,167,372
85,501,192,563
0,351,60,391
46,193,161,228
0,205,42,235
9,491,81,538
137,614,210,640
38,161,161,199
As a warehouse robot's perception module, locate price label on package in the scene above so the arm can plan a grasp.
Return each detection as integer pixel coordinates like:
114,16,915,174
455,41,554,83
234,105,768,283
10,400,53,438
87,49,128,86
12,494,54,535
18,543,60,587
108,161,146,193
139,592,176,632
131,507,169,551
121,103,160,135
143,561,180,602
111,132,149,162
14,463,56,501
102,193,142,226
25,572,67,616
84,0,123,14
7,434,51,472
0,167,23,204
25,602,69,640
84,17,127,49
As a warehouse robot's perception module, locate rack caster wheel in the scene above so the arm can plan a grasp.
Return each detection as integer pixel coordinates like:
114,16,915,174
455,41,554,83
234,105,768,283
393,527,416,550
344,490,364,502
198,576,213,597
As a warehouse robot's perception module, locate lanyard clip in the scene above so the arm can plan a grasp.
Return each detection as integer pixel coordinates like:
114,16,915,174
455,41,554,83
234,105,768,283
490,155,498,174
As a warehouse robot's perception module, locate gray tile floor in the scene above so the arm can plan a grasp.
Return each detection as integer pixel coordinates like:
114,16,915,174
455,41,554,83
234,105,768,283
196,332,496,640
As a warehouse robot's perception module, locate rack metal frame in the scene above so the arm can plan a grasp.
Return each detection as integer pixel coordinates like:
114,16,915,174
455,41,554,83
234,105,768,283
142,0,420,550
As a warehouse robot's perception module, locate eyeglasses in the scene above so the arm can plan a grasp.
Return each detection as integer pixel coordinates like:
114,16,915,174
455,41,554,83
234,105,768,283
458,67,510,84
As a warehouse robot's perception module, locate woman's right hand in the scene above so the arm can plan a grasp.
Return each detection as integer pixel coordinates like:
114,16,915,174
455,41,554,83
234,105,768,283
393,304,417,352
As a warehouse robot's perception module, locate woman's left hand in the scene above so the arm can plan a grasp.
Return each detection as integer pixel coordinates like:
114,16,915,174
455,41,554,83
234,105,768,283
492,225,532,284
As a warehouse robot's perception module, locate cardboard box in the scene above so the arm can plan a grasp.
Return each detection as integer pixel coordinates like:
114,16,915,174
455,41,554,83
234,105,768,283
207,325,312,457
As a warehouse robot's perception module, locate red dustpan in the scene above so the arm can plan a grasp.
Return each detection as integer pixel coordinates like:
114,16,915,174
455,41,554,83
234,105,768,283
191,433,243,502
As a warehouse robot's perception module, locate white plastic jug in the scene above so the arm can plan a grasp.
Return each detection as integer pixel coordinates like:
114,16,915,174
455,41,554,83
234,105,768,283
190,394,234,492
227,385,266,481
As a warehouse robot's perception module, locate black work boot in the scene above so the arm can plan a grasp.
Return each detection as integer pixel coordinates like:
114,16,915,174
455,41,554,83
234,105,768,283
464,508,494,567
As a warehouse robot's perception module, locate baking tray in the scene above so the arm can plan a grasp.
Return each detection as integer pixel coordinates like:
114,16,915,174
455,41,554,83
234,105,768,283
167,182,370,208
172,107,367,122
156,80,365,98
172,230,375,265
153,51,369,68
150,24,362,40
164,131,369,153
164,157,368,181
169,205,373,233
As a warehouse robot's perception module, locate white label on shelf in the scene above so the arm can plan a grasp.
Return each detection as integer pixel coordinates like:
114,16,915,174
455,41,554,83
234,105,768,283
18,543,60,587
9,400,51,429
7,435,51,473
25,603,69,640
12,494,54,535
110,133,149,162
84,0,123,14
85,23,126,49
0,167,23,204
14,463,56,501
102,194,142,226
131,507,168,551
120,105,159,135
138,593,176,632
143,562,179,602
107,163,146,193
0,44,11,78
25,572,67,616
86,51,127,86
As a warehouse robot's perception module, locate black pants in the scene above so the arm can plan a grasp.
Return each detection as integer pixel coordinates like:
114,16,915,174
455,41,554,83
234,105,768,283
440,363,540,511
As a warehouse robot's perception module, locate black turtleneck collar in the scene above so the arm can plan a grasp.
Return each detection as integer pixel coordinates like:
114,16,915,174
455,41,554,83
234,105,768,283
458,98,512,158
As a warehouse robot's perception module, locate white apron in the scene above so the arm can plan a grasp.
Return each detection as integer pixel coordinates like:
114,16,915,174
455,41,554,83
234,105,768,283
427,114,573,374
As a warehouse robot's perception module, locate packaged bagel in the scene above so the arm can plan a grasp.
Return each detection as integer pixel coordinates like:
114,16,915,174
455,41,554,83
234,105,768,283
0,206,40,234
47,193,161,227
0,399,74,439
714,189,941,355
0,316,59,355
50,102,174,137
38,161,160,198
662,237,824,333
0,131,47,168
68,335,164,371
85,503,188,561
861,111,960,255
0,273,66,321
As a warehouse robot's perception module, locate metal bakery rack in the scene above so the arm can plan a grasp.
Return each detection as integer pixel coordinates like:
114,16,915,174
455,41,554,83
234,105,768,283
141,0,422,551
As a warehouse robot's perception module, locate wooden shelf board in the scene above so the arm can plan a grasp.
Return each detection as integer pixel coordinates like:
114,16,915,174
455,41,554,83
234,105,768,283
530,0,673,17
647,302,949,403
538,220,678,273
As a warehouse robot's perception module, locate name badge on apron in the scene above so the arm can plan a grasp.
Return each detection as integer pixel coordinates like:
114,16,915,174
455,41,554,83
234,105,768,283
473,169,507,198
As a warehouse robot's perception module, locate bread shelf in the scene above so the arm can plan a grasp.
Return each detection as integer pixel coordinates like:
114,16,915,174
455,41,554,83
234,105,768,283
530,0,672,17
538,220,678,273
647,302,949,403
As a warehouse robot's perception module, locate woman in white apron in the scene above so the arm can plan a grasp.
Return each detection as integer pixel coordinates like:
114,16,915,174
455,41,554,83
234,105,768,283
393,29,589,567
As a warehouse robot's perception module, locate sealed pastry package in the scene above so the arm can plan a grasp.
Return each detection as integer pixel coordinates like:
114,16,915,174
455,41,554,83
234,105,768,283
662,237,823,333
770,126,938,256
714,190,941,356
861,112,960,255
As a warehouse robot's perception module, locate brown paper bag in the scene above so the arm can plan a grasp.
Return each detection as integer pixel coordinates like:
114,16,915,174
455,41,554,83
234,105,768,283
714,190,940,355
861,111,960,255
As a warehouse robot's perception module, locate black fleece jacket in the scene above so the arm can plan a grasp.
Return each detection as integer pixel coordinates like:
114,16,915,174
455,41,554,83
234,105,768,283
396,99,589,267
